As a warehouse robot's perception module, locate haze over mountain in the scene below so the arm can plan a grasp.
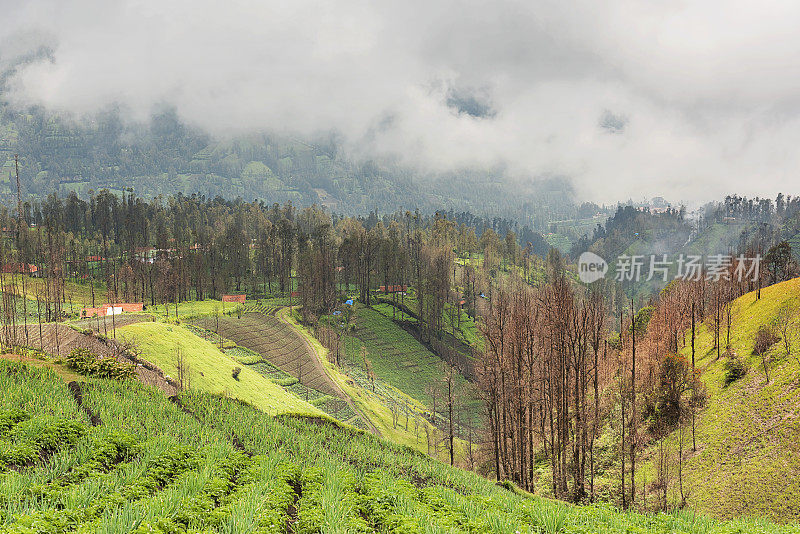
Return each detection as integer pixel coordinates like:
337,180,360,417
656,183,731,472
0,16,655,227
4,1,800,206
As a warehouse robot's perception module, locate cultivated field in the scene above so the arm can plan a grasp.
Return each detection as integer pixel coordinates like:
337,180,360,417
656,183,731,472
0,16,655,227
1,361,793,533
344,306,482,426
6,323,173,394
192,312,338,397
116,322,322,417
184,323,368,429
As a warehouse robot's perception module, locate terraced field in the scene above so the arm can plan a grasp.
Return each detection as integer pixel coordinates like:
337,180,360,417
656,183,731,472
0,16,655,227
344,307,482,425
116,322,321,416
242,297,292,315
185,323,367,429
2,361,794,533
6,323,174,394
192,312,338,397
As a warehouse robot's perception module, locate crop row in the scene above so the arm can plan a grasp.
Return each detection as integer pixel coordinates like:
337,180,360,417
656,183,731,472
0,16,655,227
2,363,796,533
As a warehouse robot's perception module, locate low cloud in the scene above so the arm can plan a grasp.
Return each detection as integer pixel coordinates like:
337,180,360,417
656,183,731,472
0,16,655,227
4,0,800,204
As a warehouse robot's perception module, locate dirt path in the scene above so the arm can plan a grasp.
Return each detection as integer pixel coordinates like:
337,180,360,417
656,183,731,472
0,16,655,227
276,307,381,437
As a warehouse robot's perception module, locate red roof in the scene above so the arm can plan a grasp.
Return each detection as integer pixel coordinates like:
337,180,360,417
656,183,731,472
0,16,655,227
379,285,407,293
1,263,38,274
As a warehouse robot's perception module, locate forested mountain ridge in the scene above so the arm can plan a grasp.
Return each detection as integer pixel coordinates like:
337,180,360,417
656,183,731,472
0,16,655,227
0,102,578,225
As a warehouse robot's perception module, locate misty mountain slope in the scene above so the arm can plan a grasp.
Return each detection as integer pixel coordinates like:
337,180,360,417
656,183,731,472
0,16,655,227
0,104,577,221
682,222,751,257
640,277,800,522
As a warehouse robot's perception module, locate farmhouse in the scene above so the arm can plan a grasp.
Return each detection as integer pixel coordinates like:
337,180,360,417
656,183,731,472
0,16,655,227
378,284,407,293
1,262,40,276
80,302,144,318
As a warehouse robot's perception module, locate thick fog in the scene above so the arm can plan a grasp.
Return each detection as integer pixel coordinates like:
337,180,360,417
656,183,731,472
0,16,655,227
3,0,800,203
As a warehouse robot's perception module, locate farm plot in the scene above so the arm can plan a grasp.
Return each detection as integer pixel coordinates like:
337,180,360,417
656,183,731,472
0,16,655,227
349,307,450,399
192,312,338,397
1,362,787,534
183,323,367,428
242,297,292,315
246,360,366,429
116,322,322,417
344,306,483,428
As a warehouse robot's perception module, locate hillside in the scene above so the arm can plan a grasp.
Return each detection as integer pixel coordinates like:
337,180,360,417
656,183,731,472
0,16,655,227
342,305,482,429
641,277,800,522
2,360,797,533
116,322,323,417
0,104,577,221
191,311,339,397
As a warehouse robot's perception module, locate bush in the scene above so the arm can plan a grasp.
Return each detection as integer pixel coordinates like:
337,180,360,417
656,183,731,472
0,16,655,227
724,354,748,385
231,366,242,380
753,325,780,355
65,348,136,380
276,376,299,387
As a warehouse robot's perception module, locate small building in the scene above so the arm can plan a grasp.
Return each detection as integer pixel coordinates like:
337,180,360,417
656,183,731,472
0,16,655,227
378,285,408,293
1,263,39,276
222,294,246,303
80,302,143,318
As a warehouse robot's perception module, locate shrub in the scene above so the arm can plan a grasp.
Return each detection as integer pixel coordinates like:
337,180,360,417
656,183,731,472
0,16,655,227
65,348,136,380
232,366,242,380
753,325,780,355
655,353,693,424
724,354,747,385
276,377,298,387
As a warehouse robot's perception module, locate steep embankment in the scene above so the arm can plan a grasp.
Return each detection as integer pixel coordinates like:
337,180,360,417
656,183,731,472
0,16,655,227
644,277,800,522
1,361,796,533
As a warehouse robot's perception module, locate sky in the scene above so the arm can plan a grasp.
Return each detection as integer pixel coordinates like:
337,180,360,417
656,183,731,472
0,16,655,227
2,0,800,204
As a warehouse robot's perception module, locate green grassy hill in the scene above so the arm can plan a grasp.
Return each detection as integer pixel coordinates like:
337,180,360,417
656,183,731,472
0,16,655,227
342,306,482,427
117,322,322,417
2,361,797,533
640,277,800,522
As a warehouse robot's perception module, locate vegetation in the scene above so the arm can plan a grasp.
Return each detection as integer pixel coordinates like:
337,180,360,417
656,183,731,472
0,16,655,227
116,322,323,417
636,277,800,521
1,361,798,532
64,347,136,380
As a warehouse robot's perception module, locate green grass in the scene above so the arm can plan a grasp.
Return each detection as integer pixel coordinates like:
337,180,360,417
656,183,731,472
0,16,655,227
683,222,750,257
639,277,800,522
326,305,483,432
374,296,484,350
143,299,242,320
5,278,105,314
182,323,366,427
350,307,474,407
545,233,573,253
1,361,797,532
116,322,322,417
